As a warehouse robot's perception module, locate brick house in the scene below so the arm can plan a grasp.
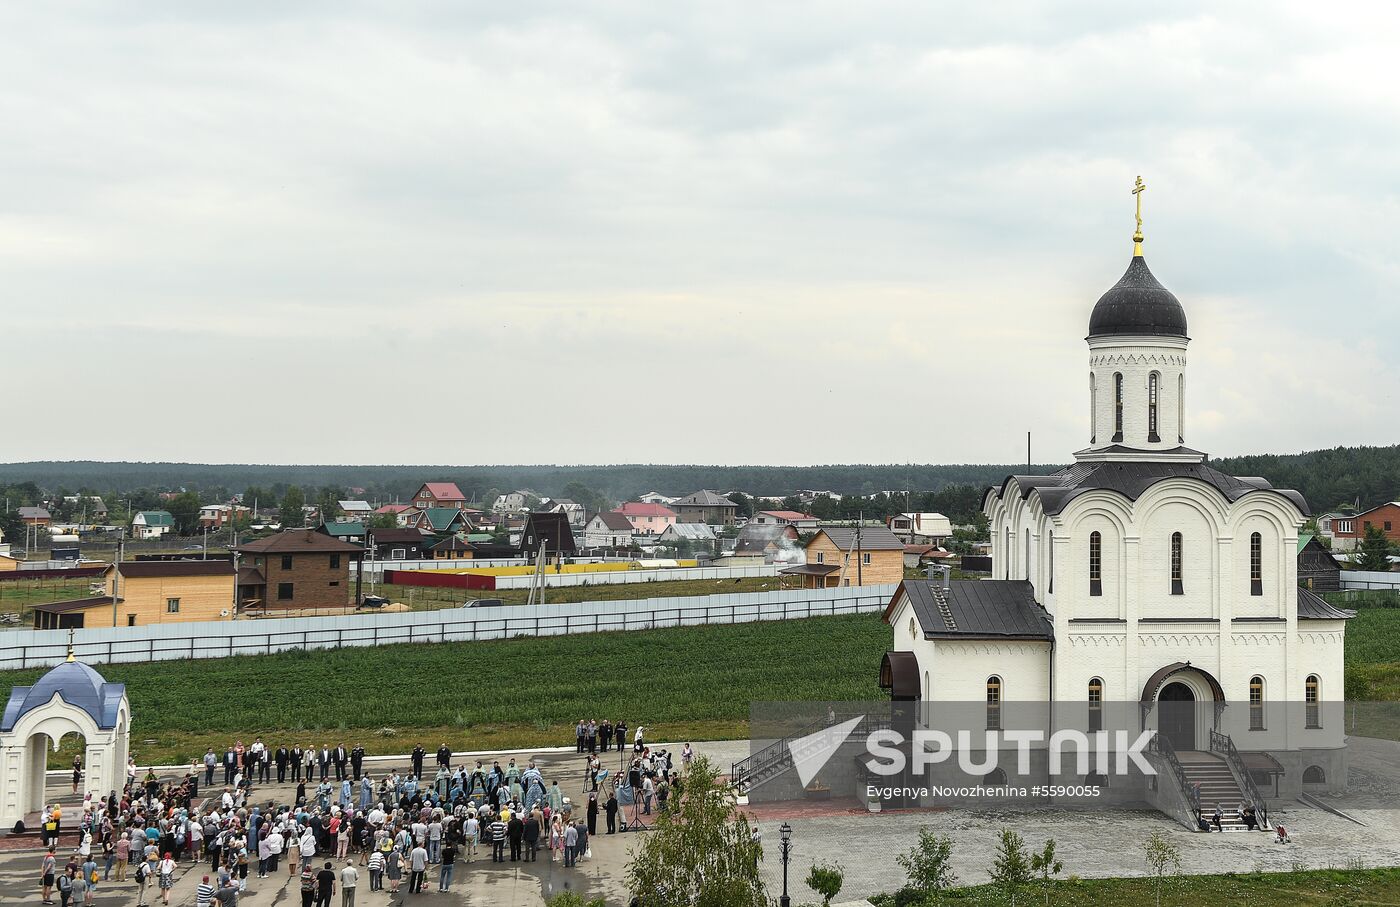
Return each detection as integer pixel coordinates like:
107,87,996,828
669,490,738,525
614,502,677,536
236,529,362,611
1329,502,1400,551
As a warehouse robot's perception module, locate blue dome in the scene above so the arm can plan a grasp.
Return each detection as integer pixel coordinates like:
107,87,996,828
2,660,125,732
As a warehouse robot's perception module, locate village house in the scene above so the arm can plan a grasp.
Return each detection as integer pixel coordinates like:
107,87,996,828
1329,502,1400,552
402,507,474,535
670,490,738,525
519,512,577,559
614,502,677,536
411,482,471,511
337,500,374,518
732,523,801,564
367,527,430,560
236,529,362,611
887,512,953,544
373,503,412,526
493,491,537,514
1298,534,1342,592
427,536,475,560
638,491,677,505
198,503,251,530
131,510,175,539
32,560,236,629
540,498,588,528
582,512,634,548
749,510,819,530
317,519,367,545
782,526,905,588
657,522,717,552
18,507,51,528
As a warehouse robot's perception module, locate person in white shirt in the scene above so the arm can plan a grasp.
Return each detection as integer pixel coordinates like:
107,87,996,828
339,861,358,907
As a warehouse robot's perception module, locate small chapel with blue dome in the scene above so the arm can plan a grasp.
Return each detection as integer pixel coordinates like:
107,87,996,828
0,641,130,829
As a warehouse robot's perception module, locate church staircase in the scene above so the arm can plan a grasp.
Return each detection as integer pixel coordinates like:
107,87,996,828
1176,751,1253,830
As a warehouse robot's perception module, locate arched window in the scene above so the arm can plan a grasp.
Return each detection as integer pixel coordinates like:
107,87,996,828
1249,676,1265,730
1112,373,1124,442
1003,527,1010,580
1025,528,1031,581
1089,531,1102,596
1302,765,1326,784
1177,373,1184,443
1250,532,1263,596
908,617,916,640
1048,530,1054,594
986,676,1002,730
1090,374,1097,444
924,671,931,701
984,767,1008,786
1147,372,1160,442
1305,674,1321,728
1088,678,1104,733
1170,532,1183,595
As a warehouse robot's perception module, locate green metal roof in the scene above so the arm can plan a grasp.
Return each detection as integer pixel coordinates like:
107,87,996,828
467,533,492,543
136,511,174,526
1298,533,1314,553
322,520,366,537
423,508,470,531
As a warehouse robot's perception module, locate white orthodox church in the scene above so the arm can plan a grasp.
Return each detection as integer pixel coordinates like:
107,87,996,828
881,195,1351,809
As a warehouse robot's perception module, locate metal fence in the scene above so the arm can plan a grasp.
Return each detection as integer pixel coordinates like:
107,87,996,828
0,583,899,670
1339,570,1400,591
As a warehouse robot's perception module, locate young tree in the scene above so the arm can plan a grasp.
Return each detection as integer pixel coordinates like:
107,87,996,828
1030,838,1063,907
804,861,843,907
278,487,306,529
1351,524,1393,572
989,828,1033,907
545,893,605,907
625,756,767,907
366,512,398,529
167,492,202,535
894,829,957,896
1142,830,1181,907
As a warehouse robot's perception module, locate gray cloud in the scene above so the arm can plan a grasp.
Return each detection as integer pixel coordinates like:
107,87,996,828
1,2,1395,465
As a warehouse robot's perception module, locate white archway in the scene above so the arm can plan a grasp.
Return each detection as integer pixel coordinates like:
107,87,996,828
0,658,130,830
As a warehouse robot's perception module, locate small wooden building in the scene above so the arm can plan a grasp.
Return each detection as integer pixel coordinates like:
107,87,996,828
1297,533,1341,592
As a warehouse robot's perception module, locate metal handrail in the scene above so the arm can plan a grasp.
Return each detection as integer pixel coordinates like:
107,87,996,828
1209,728,1269,827
731,712,889,794
1146,731,1197,821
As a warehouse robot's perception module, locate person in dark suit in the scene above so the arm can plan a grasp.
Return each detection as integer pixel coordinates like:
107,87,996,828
599,720,612,753
411,746,425,780
333,745,348,782
275,747,290,784
258,748,271,784
506,814,524,862
291,747,304,783
522,814,540,861
223,748,237,785
587,792,599,836
436,744,451,770
614,721,627,752
318,746,331,782
350,746,365,781
605,791,618,834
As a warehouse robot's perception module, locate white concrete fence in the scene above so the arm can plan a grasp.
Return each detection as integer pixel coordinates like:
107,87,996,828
0,583,899,671
1338,569,1400,590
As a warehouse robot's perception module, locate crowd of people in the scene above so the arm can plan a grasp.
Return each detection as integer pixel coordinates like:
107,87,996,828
34,724,690,905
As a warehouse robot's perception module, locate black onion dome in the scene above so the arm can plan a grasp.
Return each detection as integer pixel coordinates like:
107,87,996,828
1088,255,1188,338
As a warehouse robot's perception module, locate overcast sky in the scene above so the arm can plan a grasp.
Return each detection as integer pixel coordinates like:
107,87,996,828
3,2,1396,467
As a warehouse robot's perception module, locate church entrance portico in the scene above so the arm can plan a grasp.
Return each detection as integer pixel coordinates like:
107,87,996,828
1141,661,1225,754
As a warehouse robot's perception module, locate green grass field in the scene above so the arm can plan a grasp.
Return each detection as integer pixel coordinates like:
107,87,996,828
874,866,1400,906
0,611,892,765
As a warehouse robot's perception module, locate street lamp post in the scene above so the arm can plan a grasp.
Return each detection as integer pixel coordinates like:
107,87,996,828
778,821,793,907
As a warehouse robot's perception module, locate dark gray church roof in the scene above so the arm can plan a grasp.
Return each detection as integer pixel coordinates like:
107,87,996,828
1088,254,1188,338
1297,587,1355,621
990,460,1310,517
2,660,126,732
889,580,1054,640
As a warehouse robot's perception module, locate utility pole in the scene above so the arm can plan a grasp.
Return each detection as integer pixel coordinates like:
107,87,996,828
856,511,863,587
111,530,124,628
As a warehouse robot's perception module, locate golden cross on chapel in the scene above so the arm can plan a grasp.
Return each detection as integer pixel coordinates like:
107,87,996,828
66,628,76,662
1132,175,1147,255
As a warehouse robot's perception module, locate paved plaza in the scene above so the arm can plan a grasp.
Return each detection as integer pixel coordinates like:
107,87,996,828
3,737,1397,906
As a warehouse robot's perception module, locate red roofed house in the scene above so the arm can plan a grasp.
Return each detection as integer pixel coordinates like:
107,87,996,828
614,502,678,536
411,482,469,511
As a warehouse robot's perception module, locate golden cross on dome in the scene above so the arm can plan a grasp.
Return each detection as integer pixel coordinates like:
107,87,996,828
66,628,76,662
1132,175,1147,255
